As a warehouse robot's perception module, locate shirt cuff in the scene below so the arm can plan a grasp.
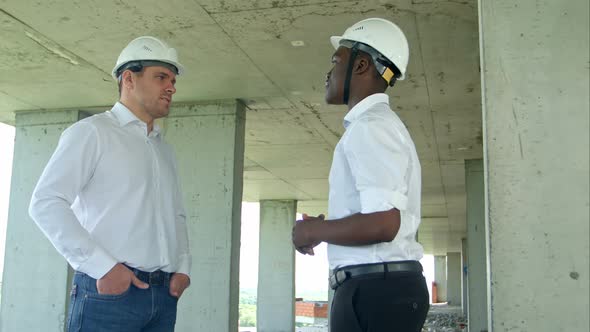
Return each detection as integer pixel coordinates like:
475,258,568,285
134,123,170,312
77,247,118,279
176,254,192,278
359,188,408,213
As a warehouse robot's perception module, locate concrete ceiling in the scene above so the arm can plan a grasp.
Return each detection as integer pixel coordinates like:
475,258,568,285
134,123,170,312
0,0,482,255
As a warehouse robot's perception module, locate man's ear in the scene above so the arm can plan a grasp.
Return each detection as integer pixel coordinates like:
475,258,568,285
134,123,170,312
353,56,371,75
122,70,134,91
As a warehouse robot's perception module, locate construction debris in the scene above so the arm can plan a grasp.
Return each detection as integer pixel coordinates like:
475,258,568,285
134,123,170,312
422,304,466,332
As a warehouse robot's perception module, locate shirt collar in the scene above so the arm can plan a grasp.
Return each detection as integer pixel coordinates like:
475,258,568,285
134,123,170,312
343,93,389,128
111,102,161,137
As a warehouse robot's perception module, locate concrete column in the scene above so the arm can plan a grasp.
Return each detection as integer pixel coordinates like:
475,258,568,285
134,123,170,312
328,285,334,332
164,101,245,332
461,238,468,317
465,159,487,332
0,110,82,331
480,1,589,331
257,200,296,332
446,252,462,307
434,255,447,303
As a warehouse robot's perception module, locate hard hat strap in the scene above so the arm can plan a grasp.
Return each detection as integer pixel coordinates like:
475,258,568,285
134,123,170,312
343,45,359,105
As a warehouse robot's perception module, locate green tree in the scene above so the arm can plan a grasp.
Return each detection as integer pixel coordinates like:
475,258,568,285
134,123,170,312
239,304,256,327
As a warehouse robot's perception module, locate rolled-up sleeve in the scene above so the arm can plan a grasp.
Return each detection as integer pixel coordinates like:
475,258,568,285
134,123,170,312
343,117,410,214
29,121,117,279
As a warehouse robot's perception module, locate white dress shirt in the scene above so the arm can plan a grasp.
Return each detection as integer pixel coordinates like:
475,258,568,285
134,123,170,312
327,93,424,269
29,102,191,279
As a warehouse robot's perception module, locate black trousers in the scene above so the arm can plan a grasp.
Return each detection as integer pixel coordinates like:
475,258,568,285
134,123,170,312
330,271,429,332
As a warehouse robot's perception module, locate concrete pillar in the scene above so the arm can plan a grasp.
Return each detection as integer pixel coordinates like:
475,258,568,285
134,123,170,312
434,255,447,303
257,200,297,332
0,110,82,331
328,285,334,332
446,252,462,307
465,159,487,332
164,101,245,332
480,1,589,331
461,238,468,317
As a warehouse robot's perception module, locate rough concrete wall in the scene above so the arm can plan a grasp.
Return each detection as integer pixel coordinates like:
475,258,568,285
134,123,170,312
164,101,245,332
0,110,79,331
479,0,590,331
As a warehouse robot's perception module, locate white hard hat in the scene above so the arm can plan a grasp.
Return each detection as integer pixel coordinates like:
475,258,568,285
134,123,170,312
112,36,185,80
330,18,409,80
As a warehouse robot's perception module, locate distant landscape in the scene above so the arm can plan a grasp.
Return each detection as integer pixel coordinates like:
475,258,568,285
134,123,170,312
239,289,257,327
239,288,328,327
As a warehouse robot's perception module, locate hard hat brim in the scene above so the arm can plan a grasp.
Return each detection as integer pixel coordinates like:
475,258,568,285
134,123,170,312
111,60,185,80
158,60,185,76
330,36,343,50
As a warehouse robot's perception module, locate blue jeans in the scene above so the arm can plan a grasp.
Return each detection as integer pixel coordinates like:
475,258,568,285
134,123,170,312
67,271,178,332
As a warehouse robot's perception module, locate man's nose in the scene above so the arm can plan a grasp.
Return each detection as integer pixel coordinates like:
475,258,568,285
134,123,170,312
166,85,176,95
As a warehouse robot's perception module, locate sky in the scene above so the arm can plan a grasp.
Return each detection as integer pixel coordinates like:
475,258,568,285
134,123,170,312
0,123,15,284
0,123,434,301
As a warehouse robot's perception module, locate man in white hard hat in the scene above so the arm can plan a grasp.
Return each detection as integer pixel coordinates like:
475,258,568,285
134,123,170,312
292,18,429,331
29,36,190,331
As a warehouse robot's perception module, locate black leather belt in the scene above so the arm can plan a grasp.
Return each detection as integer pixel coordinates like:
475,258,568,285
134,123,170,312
329,260,423,290
126,266,172,286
